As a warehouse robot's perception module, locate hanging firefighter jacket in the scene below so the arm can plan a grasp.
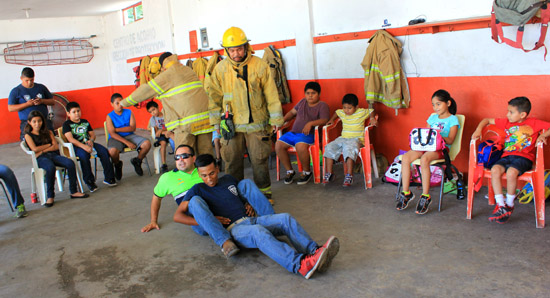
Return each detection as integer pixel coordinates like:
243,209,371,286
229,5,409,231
121,54,214,135
262,45,291,104
361,30,410,110
192,57,208,83
204,52,221,95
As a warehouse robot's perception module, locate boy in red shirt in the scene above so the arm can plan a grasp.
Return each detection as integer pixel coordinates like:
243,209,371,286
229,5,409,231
472,97,550,223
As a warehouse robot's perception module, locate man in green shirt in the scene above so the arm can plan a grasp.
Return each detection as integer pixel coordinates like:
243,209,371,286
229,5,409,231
141,145,205,232
141,144,242,257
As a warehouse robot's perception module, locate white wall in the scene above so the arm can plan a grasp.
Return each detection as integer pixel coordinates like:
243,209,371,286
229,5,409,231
103,0,174,85
167,0,549,81
0,16,109,96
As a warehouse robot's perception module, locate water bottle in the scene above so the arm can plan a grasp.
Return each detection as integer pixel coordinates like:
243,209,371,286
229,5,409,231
456,180,465,200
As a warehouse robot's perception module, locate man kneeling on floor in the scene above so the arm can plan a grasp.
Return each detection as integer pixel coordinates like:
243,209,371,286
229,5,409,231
174,154,340,279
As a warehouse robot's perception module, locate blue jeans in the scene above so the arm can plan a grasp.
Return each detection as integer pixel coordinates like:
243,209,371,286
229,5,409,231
188,179,275,247
0,164,25,208
75,143,115,184
230,213,319,273
37,152,78,198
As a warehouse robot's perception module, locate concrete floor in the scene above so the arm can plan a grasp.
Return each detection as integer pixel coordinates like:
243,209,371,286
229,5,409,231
1,129,549,297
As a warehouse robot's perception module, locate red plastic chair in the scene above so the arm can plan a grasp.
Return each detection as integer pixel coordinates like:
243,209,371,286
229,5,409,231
276,121,321,184
466,126,546,228
321,117,378,189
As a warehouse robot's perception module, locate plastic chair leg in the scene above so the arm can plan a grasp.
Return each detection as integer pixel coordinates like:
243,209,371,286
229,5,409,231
276,155,281,181
359,147,372,189
0,181,14,212
370,147,379,179
438,170,445,212
56,170,64,192
153,147,161,174
309,146,320,184
143,156,152,176
533,176,546,228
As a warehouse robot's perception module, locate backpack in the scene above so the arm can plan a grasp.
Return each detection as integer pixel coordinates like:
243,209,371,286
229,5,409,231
477,140,504,169
518,170,550,204
262,45,291,104
381,156,421,186
491,0,550,58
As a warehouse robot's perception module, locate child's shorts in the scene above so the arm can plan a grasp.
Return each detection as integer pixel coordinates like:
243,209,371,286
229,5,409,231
278,131,314,146
323,137,361,162
108,134,148,152
492,155,533,176
155,134,170,144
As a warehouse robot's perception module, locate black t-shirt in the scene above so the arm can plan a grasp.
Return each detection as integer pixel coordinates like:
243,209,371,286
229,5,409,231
25,132,54,149
62,119,93,143
183,175,247,225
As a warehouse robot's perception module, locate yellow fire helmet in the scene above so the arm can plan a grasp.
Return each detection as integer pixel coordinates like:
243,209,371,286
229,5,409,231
221,27,249,48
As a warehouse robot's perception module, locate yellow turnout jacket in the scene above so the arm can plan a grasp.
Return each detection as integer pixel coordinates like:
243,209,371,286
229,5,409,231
208,45,283,132
121,54,213,135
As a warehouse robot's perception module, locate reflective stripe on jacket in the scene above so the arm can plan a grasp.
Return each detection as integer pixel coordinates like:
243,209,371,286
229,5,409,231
208,45,283,133
121,54,214,135
361,30,410,109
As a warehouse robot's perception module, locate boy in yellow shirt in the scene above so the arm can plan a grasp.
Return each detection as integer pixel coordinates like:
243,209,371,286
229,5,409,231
323,94,376,187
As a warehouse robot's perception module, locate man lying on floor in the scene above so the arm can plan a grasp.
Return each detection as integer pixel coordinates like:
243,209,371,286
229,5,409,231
173,154,340,279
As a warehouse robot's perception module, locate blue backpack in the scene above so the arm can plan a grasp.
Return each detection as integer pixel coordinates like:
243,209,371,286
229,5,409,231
477,139,503,169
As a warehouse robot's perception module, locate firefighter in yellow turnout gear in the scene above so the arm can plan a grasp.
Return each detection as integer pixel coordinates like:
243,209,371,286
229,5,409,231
121,53,214,155
208,27,283,199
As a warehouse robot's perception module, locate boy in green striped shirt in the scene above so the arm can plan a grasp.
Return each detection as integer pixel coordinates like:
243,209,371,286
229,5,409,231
323,94,376,187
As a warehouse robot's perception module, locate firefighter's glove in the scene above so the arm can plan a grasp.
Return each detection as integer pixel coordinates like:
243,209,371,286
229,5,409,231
220,119,235,140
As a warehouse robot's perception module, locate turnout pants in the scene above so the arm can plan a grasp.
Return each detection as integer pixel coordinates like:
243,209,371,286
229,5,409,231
221,131,272,192
173,130,213,156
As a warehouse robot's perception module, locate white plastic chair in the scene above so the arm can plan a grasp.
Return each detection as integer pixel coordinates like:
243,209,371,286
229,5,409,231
20,136,85,205
57,127,97,191
0,179,15,212
151,127,162,174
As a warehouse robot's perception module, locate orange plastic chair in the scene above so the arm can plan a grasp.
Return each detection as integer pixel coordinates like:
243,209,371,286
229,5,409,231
466,126,546,228
276,120,321,184
321,116,379,189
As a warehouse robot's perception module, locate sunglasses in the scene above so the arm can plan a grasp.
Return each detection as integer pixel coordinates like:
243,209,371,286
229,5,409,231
174,153,194,160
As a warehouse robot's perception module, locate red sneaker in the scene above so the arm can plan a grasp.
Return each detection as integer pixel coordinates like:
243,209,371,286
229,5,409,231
488,205,507,222
496,205,514,224
317,236,340,273
298,247,328,279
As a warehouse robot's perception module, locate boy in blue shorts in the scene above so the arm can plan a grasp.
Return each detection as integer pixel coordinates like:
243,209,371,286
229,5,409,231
106,93,151,179
63,102,117,191
275,82,330,185
472,96,550,224
146,100,175,173
323,94,376,187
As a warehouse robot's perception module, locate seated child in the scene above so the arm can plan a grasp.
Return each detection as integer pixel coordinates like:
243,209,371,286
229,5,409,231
397,90,460,215
472,96,550,224
106,93,151,179
323,94,376,187
62,101,117,191
275,82,330,185
24,110,88,207
146,100,175,173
